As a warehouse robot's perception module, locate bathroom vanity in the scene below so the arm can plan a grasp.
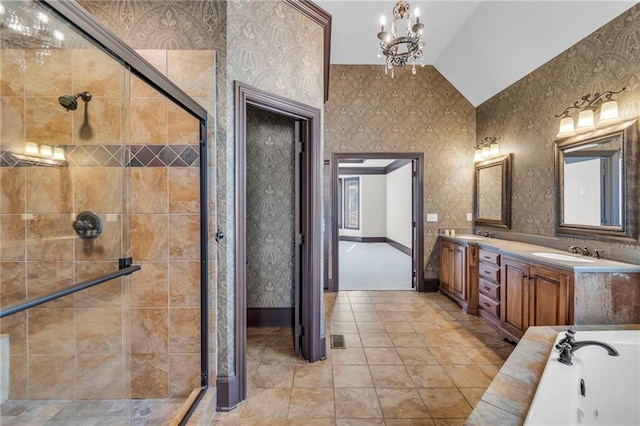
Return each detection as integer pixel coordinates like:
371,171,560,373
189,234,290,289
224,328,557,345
439,235,640,342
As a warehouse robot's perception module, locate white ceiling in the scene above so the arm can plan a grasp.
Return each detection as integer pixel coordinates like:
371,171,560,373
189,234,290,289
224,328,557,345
314,0,636,106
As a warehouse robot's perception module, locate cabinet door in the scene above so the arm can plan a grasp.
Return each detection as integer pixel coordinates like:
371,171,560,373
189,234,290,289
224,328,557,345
529,265,572,326
451,243,466,300
439,241,452,292
501,257,529,339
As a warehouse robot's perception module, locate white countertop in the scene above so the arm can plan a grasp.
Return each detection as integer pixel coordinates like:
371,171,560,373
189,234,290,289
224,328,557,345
440,234,640,273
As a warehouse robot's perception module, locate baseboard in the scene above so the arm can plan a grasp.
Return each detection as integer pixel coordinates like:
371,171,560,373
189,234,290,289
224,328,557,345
422,279,440,292
339,236,386,243
247,307,293,327
385,237,411,256
216,374,241,412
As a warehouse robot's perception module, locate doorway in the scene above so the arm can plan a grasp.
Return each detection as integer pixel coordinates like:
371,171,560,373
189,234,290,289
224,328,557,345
219,82,325,410
329,153,424,292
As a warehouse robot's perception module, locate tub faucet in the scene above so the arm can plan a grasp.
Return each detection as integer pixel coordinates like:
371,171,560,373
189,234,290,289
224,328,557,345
555,327,619,366
569,246,590,256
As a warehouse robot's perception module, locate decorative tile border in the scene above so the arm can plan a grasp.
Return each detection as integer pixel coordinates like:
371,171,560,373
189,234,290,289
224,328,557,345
0,144,199,168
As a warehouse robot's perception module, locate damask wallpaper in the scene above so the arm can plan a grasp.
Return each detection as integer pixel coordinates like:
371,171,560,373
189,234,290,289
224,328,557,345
246,107,296,308
476,4,640,263
324,65,477,278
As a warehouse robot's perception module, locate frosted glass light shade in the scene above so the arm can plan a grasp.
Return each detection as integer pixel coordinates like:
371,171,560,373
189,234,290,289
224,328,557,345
489,141,500,156
481,145,490,158
39,144,52,157
52,147,66,161
556,116,576,137
598,100,621,125
473,147,482,162
576,109,595,131
24,142,39,155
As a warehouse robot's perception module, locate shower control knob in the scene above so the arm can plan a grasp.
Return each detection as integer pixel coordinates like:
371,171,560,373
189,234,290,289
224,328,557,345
73,211,103,240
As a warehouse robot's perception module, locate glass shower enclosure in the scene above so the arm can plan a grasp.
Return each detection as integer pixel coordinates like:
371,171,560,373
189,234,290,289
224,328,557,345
0,0,208,423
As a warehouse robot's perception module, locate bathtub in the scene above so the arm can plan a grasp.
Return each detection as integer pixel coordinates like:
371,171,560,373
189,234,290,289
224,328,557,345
525,330,640,426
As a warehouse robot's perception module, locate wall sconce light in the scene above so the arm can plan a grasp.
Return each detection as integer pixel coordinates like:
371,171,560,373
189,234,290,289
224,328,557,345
7,142,67,166
555,87,626,138
474,137,501,162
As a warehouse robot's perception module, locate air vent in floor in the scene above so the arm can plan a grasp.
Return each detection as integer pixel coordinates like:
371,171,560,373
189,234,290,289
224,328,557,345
330,334,346,349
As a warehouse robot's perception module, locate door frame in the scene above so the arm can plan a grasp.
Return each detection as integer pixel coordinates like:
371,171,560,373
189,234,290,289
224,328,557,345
329,152,425,292
218,81,324,410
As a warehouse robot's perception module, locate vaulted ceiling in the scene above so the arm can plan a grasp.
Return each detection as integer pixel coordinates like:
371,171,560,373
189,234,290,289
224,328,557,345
314,0,636,106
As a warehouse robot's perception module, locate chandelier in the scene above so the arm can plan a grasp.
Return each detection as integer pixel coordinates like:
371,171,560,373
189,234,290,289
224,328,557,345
0,1,65,65
377,0,424,78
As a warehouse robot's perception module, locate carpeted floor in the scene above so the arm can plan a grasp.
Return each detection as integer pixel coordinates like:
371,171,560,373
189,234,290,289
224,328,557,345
339,241,412,290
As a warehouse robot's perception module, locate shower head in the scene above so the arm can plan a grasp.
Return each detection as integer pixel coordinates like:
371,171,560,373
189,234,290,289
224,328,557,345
58,91,92,111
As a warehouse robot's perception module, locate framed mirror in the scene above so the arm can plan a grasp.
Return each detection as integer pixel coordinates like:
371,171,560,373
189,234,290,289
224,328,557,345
555,118,639,242
474,154,512,228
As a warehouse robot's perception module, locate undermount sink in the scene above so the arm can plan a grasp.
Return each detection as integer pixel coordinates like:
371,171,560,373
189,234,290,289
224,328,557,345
532,252,596,263
453,234,485,240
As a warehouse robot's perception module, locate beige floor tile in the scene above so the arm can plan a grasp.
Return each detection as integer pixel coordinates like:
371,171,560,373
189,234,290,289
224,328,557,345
252,365,295,388
382,321,415,333
429,347,474,365
418,388,473,418
332,347,367,365
288,388,335,419
442,365,491,388
293,364,334,388
464,347,508,364
353,311,380,322
376,312,407,322
385,419,436,425
369,365,414,388
360,333,394,348
406,365,455,388
363,347,403,365
287,420,336,426
333,364,374,387
261,346,298,365
336,420,385,426
341,333,362,348
356,322,387,333
459,387,486,408
350,304,376,312
331,322,359,334
376,388,431,419
395,347,439,366
332,312,356,322
389,332,425,348
239,388,291,419
476,364,500,380
334,388,383,418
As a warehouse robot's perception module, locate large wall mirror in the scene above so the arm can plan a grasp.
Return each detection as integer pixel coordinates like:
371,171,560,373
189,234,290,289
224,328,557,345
555,118,639,242
474,154,512,228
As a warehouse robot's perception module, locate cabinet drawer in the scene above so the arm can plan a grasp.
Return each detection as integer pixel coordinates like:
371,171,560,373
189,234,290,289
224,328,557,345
479,293,500,318
479,249,500,266
479,278,500,300
479,263,500,283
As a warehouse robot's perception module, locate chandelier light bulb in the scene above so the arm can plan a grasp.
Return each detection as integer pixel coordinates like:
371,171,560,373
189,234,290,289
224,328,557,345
414,7,420,24
380,15,386,26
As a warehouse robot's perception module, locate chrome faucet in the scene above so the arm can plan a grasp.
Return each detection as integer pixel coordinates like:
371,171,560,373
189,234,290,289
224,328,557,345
555,327,619,366
476,231,494,238
569,246,590,256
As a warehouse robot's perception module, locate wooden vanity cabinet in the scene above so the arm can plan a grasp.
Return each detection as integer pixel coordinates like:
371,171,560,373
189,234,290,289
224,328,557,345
500,256,573,342
478,248,501,329
439,239,478,314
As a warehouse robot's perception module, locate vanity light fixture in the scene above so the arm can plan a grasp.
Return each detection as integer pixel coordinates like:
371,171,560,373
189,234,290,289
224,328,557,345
7,142,67,167
474,137,501,162
555,87,626,138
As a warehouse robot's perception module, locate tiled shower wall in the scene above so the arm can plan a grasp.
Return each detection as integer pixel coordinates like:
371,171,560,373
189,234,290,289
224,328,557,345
0,46,214,399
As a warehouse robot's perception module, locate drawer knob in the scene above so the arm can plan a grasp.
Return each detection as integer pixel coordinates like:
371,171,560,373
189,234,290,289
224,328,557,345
483,302,491,307
484,286,491,291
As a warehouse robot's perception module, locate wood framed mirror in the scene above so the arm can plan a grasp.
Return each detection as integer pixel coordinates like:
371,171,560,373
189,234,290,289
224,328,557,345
555,118,639,242
474,154,512,229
